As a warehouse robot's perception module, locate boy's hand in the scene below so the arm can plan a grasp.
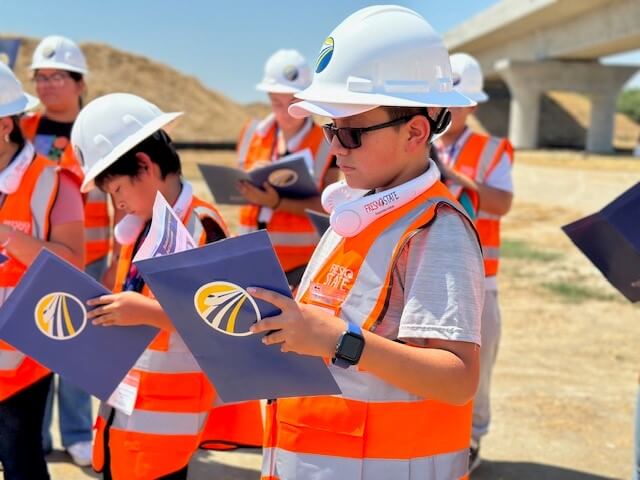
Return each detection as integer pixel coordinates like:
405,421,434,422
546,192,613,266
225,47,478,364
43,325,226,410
248,287,345,358
87,291,156,327
236,180,280,208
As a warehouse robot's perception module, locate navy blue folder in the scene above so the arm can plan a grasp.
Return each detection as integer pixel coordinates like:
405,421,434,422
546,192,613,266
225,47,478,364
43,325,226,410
562,182,640,302
199,150,318,205
0,250,158,400
0,38,21,69
134,230,340,402
305,209,331,236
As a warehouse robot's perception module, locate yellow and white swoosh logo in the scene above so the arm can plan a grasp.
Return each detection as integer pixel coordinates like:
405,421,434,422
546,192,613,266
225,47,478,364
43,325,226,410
194,282,258,336
35,292,87,340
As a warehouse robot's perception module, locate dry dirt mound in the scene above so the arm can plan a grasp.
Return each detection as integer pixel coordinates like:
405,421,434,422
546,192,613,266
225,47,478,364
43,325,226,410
9,36,255,141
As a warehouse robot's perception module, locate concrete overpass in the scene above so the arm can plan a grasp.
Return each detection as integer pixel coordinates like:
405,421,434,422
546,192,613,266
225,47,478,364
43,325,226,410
444,0,640,153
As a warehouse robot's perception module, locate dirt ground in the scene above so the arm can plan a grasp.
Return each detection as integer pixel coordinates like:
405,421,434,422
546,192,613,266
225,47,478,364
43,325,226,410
14,151,640,480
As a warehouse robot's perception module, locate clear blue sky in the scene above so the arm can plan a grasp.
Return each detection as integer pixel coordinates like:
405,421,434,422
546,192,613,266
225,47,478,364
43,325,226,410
4,0,639,103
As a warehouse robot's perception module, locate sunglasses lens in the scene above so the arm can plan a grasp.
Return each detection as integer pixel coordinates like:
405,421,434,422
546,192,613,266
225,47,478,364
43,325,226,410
338,129,360,149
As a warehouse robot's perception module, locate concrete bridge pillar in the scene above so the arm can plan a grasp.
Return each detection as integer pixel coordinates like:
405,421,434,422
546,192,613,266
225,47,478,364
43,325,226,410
495,59,637,153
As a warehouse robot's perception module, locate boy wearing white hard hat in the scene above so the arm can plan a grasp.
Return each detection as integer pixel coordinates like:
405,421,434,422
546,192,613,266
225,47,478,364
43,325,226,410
71,93,229,480
433,52,514,472
21,34,107,467
0,61,85,480
249,6,484,479
236,48,339,289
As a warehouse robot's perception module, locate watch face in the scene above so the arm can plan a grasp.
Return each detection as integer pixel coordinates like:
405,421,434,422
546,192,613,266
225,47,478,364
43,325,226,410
340,333,364,361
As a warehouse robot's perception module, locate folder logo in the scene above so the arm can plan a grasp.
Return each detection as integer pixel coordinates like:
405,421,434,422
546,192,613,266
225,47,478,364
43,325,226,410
34,292,88,340
268,169,298,188
194,282,259,336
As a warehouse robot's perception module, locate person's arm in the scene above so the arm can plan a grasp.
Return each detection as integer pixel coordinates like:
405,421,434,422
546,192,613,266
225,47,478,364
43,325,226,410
250,210,484,404
101,205,125,290
442,165,512,216
237,166,341,216
0,172,84,269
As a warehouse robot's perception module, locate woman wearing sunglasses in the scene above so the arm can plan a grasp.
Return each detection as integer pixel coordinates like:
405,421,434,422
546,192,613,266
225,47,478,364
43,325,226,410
20,35,111,467
235,49,340,289
0,61,84,480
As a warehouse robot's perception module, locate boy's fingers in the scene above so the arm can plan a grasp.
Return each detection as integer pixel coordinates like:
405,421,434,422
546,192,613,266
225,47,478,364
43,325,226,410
261,329,285,345
248,287,291,309
86,294,115,307
250,317,282,333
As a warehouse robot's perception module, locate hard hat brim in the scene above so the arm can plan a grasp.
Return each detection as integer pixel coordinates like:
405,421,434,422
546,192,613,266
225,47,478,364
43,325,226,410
80,111,182,193
464,91,489,103
0,93,40,118
290,88,476,119
255,82,302,94
30,60,88,75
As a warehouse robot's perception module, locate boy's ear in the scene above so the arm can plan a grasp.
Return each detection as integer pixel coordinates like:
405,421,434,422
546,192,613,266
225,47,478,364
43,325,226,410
135,152,152,172
405,115,430,152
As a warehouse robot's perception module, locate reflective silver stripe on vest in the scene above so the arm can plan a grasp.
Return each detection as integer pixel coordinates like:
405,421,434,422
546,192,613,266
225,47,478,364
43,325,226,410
186,205,226,243
31,166,58,240
340,197,465,328
237,120,259,169
0,349,25,370
266,447,468,480
312,138,333,187
0,286,15,306
98,402,111,420
475,137,502,182
268,231,319,247
112,409,208,435
85,226,111,242
86,187,107,202
477,210,500,221
483,247,500,260
134,349,201,373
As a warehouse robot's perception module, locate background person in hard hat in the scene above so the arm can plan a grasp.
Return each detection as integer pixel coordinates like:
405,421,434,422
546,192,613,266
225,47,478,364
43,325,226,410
236,49,340,288
249,6,484,480
20,35,112,467
433,52,514,472
72,93,229,480
0,61,85,480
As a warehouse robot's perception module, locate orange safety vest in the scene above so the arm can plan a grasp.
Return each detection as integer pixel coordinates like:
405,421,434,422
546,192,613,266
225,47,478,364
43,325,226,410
237,118,333,273
262,180,479,480
0,153,61,401
199,400,263,450
446,132,514,277
21,112,111,266
92,194,229,480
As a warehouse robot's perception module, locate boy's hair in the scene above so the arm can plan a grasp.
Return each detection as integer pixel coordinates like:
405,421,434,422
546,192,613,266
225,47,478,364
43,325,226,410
9,116,25,149
95,129,181,190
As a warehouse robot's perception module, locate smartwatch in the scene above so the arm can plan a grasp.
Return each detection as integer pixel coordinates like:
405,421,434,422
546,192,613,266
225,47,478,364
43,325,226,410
332,322,365,368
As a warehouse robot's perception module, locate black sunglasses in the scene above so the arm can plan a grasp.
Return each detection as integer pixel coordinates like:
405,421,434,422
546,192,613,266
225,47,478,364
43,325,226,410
322,115,417,149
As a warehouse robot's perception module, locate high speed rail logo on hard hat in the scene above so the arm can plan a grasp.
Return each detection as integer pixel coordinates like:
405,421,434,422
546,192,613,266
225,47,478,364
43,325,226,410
315,37,334,73
35,292,88,340
194,282,259,336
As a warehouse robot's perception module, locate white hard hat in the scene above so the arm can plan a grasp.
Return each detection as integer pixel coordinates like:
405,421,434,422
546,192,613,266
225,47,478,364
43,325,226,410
30,35,88,75
289,5,474,119
256,49,312,94
71,93,182,193
450,53,488,103
0,62,39,117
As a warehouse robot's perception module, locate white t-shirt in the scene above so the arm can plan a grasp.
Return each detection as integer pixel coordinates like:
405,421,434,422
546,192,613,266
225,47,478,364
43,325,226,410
372,206,484,347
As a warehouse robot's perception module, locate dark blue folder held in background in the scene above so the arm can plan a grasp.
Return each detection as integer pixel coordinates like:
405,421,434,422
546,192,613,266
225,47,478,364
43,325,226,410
198,149,318,205
135,230,340,402
562,182,640,302
0,250,158,400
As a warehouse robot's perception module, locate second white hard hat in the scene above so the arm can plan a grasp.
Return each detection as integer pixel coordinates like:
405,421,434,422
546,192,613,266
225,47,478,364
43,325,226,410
289,5,474,119
0,62,39,117
450,53,488,103
71,93,182,192
256,49,312,94
30,35,88,75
